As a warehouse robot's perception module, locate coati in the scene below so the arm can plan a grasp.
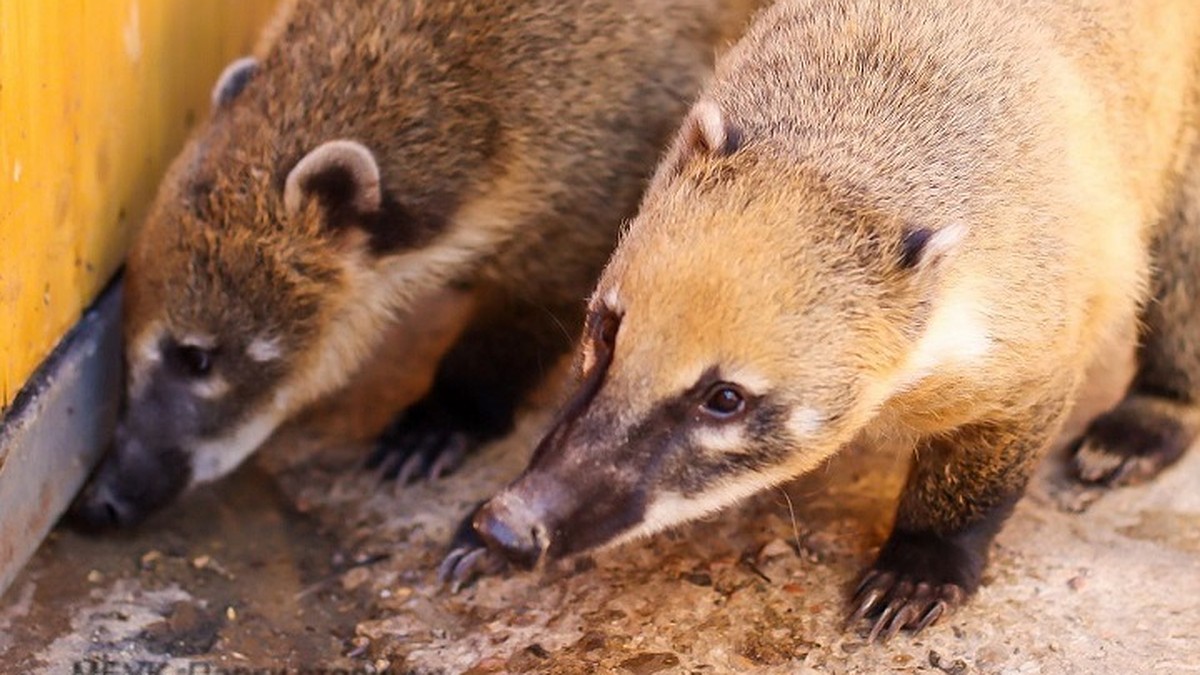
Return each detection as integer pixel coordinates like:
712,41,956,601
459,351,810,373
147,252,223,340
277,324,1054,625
69,0,764,528
446,0,1200,641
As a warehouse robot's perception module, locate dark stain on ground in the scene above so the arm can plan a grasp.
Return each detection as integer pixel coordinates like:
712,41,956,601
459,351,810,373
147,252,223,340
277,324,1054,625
0,463,369,670
140,601,223,656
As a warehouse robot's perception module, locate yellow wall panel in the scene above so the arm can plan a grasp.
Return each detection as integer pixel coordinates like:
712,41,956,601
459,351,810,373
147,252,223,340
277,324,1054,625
0,0,279,408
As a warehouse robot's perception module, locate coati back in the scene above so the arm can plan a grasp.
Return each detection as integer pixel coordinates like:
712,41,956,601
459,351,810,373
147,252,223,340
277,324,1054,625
70,0,766,527
455,0,1200,640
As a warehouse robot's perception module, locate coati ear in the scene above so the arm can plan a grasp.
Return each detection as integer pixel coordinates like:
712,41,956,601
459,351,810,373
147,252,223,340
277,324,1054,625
681,99,734,162
284,140,383,225
660,101,744,178
899,222,967,270
211,57,259,109
683,100,743,158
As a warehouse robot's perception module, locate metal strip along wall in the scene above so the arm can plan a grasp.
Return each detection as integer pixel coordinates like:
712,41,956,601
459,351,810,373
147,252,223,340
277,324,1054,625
0,0,279,598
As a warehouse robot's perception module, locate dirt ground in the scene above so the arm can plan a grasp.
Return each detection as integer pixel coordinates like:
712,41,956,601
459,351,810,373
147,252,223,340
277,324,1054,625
2,307,1199,674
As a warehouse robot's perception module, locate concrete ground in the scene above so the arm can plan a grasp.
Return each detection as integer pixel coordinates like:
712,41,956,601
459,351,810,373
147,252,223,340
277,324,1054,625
2,305,1198,674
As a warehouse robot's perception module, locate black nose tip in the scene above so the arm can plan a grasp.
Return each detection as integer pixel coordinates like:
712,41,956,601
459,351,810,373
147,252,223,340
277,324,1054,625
473,501,545,568
66,484,139,532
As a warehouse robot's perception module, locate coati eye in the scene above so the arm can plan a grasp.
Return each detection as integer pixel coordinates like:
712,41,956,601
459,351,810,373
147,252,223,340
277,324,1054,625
701,383,747,420
166,343,216,378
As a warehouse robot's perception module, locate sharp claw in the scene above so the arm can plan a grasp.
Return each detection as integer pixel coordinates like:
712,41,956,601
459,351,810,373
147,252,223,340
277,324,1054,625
867,602,898,643
848,586,885,626
428,435,469,480
882,603,920,642
848,565,961,639
374,450,406,483
437,547,470,585
854,569,882,596
394,447,431,486
449,548,490,593
913,599,946,634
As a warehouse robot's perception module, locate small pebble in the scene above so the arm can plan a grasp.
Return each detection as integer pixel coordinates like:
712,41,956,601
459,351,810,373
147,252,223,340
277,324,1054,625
226,606,237,621
758,538,794,562
192,555,211,569
86,570,103,583
140,550,162,569
346,636,370,659
1068,569,1089,591
341,566,372,591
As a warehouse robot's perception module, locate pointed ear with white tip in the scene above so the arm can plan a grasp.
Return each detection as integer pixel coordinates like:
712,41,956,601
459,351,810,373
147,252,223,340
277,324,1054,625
899,222,968,270
685,100,743,158
211,57,259,110
658,100,744,180
284,139,383,225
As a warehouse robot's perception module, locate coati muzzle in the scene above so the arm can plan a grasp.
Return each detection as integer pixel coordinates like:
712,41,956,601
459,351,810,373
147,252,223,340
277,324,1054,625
472,308,653,563
68,421,191,530
472,456,651,567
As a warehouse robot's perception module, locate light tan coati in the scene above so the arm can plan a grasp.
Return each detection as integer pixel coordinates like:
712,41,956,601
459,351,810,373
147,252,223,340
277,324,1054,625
69,0,765,529
450,0,1200,641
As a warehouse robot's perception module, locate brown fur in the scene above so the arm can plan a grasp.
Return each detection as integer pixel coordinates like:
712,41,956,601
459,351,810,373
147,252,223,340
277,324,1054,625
463,0,1200,640
129,0,759,401
74,0,767,528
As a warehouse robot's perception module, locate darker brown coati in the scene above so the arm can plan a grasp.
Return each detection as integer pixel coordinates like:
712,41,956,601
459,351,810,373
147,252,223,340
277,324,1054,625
72,0,768,529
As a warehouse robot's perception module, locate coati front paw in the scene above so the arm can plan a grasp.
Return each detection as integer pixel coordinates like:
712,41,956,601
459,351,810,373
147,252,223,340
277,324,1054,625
1070,394,1199,487
437,507,507,592
365,404,478,484
848,530,977,642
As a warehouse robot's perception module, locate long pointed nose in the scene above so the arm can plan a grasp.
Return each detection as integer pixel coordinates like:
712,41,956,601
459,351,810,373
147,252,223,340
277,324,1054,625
68,475,143,530
66,427,190,531
472,496,550,568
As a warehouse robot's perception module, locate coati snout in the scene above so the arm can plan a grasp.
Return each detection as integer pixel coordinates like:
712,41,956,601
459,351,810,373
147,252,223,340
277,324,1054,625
71,133,401,528
471,198,933,565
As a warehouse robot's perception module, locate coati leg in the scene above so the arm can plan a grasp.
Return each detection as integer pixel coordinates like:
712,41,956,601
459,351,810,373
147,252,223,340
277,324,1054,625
366,295,580,483
1071,157,1200,486
850,397,1068,641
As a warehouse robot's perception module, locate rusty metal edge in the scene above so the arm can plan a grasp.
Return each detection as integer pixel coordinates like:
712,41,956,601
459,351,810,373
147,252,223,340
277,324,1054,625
0,278,122,599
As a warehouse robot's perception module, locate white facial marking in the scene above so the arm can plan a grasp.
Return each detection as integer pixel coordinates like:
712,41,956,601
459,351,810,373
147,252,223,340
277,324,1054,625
128,324,166,398
692,425,746,453
674,361,710,394
786,407,825,439
246,336,283,363
180,334,217,349
610,477,776,549
897,286,992,389
192,375,230,400
188,405,287,484
135,329,164,365
727,367,771,396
